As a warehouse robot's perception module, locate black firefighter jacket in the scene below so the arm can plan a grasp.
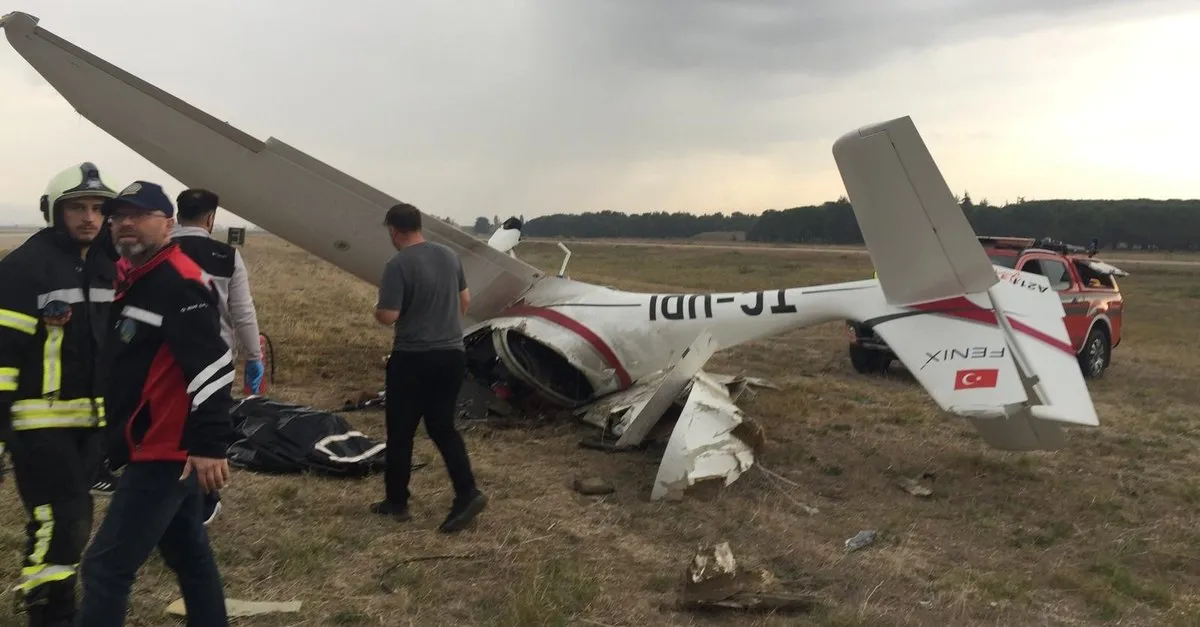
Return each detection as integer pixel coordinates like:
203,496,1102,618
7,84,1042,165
0,227,116,440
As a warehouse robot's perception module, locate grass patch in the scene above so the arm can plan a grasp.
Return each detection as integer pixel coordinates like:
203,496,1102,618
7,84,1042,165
474,557,598,627
1,233,1198,625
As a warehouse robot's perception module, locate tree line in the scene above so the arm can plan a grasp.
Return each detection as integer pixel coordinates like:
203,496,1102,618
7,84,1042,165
501,193,1200,251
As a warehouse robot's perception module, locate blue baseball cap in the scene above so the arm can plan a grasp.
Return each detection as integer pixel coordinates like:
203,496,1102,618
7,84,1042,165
101,180,175,218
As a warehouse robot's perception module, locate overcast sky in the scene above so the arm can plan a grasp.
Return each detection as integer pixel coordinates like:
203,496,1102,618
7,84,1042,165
1,0,1197,228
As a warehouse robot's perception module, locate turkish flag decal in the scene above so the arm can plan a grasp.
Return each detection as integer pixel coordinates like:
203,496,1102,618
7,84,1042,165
954,368,999,390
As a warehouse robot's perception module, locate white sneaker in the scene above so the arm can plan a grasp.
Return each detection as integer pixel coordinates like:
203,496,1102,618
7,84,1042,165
203,500,222,526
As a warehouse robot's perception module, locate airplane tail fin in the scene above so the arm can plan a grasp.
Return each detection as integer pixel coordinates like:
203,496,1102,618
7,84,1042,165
833,116,998,305
832,116,1099,450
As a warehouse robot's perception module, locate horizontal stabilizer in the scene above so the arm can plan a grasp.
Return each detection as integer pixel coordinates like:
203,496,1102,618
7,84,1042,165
869,271,1098,450
985,277,1098,428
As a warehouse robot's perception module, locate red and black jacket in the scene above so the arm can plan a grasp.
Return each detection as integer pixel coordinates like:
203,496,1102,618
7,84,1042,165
100,242,236,468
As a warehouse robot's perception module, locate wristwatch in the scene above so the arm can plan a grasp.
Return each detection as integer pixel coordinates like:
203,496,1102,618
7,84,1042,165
41,300,71,318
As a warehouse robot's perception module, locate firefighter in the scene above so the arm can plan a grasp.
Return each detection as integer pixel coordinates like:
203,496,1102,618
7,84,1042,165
0,163,118,626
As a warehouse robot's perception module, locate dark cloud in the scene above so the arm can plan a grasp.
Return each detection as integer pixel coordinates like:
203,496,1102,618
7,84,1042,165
467,0,1196,167
0,0,1196,223
541,0,1183,77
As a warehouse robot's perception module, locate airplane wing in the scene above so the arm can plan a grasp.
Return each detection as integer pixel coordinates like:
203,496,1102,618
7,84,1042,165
0,11,543,323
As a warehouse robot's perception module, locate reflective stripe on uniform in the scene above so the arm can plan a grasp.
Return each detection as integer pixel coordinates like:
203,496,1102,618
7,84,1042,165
34,288,113,307
16,564,76,593
36,288,84,308
0,308,37,335
24,504,53,577
121,305,163,327
190,350,234,409
42,327,64,395
0,367,17,392
10,398,106,430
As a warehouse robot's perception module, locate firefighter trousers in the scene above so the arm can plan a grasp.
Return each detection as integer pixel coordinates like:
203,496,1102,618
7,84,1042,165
7,426,104,626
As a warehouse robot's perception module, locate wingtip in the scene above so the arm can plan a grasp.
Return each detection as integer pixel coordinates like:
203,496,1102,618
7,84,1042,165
832,114,916,154
1031,404,1100,428
0,11,39,32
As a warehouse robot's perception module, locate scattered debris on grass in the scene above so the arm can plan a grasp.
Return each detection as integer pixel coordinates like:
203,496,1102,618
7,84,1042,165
898,476,933,497
679,541,817,613
166,598,302,618
844,530,877,552
573,477,616,495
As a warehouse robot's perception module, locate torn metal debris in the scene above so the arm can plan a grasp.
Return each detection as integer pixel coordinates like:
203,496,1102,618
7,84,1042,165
651,371,765,501
844,530,877,552
680,542,816,613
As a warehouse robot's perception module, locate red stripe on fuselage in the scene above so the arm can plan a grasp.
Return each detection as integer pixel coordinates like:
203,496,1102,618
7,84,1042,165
911,296,1075,355
500,305,633,389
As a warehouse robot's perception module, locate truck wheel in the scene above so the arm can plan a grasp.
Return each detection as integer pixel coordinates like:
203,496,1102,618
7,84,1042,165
1077,326,1110,379
849,344,890,375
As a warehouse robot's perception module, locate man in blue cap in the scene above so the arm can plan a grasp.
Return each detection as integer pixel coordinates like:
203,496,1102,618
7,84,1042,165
75,181,234,627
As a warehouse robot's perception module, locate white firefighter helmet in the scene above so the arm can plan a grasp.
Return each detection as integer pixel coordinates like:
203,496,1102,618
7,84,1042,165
40,162,117,226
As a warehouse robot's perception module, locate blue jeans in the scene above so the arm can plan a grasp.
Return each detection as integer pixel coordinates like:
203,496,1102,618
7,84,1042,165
75,461,227,626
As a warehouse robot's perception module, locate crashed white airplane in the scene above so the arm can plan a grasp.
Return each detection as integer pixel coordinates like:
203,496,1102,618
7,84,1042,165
2,11,1101,500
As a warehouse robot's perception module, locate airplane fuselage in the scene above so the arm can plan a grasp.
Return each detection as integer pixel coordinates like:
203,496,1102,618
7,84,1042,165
468,275,883,406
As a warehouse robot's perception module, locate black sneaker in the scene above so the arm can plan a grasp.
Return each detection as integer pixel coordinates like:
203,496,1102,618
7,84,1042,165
370,500,411,522
90,469,117,496
438,490,488,533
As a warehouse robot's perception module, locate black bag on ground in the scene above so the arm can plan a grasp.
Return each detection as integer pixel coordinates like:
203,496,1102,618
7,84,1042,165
227,397,388,477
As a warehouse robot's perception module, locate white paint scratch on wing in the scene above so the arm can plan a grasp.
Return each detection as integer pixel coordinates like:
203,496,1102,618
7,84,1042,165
651,371,763,501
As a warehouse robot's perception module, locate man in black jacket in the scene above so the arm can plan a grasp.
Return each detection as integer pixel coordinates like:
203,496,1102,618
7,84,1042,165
75,181,235,627
172,188,266,526
0,162,117,627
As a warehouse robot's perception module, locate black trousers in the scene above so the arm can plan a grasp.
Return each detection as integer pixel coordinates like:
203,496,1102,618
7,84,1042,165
384,349,476,506
8,427,104,624
76,461,227,627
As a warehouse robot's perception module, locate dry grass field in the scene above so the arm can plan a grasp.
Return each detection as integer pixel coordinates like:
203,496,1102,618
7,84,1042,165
2,232,1200,626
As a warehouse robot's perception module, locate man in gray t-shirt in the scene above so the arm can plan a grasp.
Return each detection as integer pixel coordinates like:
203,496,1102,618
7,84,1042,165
378,239,468,352
371,202,487,533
